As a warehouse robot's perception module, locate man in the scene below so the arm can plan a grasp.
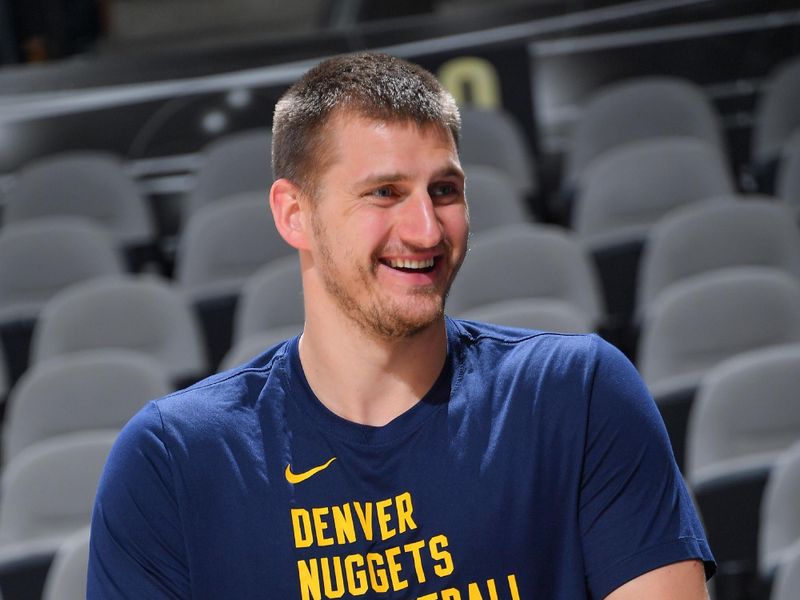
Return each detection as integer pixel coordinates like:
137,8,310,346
88,52,714,599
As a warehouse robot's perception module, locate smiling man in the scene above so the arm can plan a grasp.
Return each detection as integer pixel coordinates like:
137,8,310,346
88,52,714,599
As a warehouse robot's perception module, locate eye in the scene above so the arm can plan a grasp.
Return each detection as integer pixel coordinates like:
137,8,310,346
370,186,396,198
429,182,461,200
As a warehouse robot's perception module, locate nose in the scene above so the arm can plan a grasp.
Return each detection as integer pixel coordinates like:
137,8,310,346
396,191,444,249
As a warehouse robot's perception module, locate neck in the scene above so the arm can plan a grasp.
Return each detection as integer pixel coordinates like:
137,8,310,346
298,311,448,428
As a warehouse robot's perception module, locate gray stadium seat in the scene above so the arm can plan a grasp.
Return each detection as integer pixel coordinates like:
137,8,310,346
0,218,123,324
186,129,272,216
0,218,125,385
572,137,735,244
3,151,155,250
233,255,304,345
688,345,800,487
0,433,115,547
463,164,532,234
3,349,171,465
221,327,303,371
459,298,593,333
174,195,291,303
639,269,800,392
686,347,800,598
753,55,800,177
571,136,735,326
30,276,208,386
41,527,90,600
761,440,800,583
0,432,116,600
771,546,800,600
639,268,800,475
175,195,291,368
637,197,800,319
564,76,724,190
0,343,7,402
776,129,800,214
446,224,604,327
459,106,537,198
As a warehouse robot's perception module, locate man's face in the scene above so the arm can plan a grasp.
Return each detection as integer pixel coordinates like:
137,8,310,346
304,113,469,340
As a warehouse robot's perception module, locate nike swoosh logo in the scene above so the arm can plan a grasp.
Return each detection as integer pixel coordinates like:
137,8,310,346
285,457,337,484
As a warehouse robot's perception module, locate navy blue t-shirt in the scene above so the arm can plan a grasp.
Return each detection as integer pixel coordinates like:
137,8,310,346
88,318,714,599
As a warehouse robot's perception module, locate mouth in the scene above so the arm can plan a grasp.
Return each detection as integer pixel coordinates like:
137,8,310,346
379,257,437,274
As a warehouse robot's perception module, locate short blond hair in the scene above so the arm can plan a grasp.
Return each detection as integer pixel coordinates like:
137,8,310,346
272,52,460,194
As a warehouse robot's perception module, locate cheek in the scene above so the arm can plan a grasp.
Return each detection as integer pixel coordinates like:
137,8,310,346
440,205,470,246
354,211,395,251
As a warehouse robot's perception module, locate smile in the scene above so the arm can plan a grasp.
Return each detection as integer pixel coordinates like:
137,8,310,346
382,257,436,273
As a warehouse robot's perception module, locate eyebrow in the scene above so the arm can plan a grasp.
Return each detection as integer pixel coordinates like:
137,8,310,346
355,165,465,188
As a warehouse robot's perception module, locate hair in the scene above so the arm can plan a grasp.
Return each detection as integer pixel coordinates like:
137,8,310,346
271,52,461,195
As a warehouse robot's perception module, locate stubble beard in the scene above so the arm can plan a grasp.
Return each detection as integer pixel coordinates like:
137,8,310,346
310,213,462,341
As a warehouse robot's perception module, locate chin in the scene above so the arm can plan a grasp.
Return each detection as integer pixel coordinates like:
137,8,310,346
372,300,445,340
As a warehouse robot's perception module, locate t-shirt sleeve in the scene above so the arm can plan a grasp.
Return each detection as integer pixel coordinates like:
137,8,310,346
87,401,191,599
579,337,715,599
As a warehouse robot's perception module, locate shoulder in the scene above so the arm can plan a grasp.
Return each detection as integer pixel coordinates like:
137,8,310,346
125,337,293,446
447,317,649,414
163,336,290,407
447,316,611,376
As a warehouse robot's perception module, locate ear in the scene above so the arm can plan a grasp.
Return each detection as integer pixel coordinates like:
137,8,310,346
270,178,310,250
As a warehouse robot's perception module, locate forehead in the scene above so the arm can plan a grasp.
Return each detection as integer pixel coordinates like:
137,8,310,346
320,111,459,177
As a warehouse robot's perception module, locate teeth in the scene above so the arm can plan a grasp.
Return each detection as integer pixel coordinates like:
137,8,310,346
388,258,435,270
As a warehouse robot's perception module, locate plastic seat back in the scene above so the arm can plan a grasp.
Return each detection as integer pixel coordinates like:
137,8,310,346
4,152,154,247
0,432,116,548
459,298,593,333
175,196,291,301
234,255,304,344
459,106,537,197
639,268,800,390
753,56,800,169
565,76,723,188
637,198,800,317
3,350,170,465
573,137,734,241
41,527,90,600
463,165,532,234
221,327,302,371
687,345,800,486
760,441,800,579
447,223,604,325
0,218,123,323
187,129,272,215
30,276,207,383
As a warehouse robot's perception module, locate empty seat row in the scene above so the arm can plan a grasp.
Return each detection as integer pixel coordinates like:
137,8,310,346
0,272,208,391
571,136,736,324
775,130,800,214
566,53,800,199
563,76,725,199
762,441,800,597
447,223,603,327
753,55,800,187
0,254,306,393
1,101,538,234
5,196,800,387
0,433,114,599
636,198,800,319
772,547,800,600
0,160,538,383
0,218,127,384
685,345,800,595
3,153,154,252
3,350,170,465
641,267,800,473
6,207,798,368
